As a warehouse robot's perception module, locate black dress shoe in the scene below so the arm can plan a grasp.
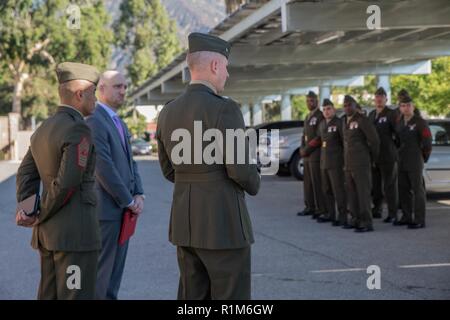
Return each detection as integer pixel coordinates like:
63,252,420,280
372,208,382,219
393,219,409,226
383,217,394,223
354,226,374,233
317,216,331,223
332,221,342,227
342,223,355,229
297,209,313,216
407,223,426,229
311,213,321,220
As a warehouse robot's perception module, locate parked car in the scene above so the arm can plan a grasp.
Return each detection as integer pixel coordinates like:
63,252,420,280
424,119,450,193
256,121,304,179
131,138,152,155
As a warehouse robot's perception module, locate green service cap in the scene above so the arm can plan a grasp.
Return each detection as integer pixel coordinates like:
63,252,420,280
188,32,231,59
56,62,100,85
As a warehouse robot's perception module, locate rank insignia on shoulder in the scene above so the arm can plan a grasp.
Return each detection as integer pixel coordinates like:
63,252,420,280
77,137,89,169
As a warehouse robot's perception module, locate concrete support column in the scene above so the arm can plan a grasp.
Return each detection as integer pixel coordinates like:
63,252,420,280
319,86,331,106
377,75,391,104
252,102,263,125
281,94,292,120
241,103,251,126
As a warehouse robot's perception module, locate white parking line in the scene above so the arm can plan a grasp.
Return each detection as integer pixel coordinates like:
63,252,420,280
310,268,366,273
398,263,450,269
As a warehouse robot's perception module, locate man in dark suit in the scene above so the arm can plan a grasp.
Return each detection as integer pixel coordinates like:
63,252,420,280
342,95,380,232
156,32,260,300
298,91,326,219
368,87,399,223
317,99,347,226
86,70,145,300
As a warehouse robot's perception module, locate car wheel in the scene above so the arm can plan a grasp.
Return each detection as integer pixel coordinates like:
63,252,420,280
290,152,304,181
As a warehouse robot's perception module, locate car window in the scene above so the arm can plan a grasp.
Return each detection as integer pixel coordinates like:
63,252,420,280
429,122,450,146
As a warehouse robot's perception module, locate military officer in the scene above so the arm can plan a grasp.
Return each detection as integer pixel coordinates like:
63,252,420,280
395,89,432,229
297,91,326,219
156,33,260,300
342,95,380,232
317,99,347,226
368,87,399,223
16,62,101,299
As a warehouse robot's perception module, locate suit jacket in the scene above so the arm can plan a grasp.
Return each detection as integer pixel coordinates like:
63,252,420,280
16,106,101,252
86,103,144,221
318,116,344,170
156,84,260,250
342,112,380,170
395,114,432,172
300,108,324,162
368,107,399,164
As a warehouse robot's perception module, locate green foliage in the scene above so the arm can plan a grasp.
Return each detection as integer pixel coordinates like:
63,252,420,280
114,0,182,88
291,95,308,120
0,0,113,121
391,57,450,117
118,106,148,138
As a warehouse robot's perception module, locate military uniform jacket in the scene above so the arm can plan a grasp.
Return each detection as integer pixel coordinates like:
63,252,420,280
318,116,344,170
343,112,380,169
300,108,324,162
395,114,432,171
368,107,399,164
16,106,101,252
156,84,261,250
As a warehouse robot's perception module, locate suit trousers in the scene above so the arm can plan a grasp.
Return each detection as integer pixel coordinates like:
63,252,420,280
303,160,326,214
398,170,426,224
37,245,98,300
177,246,251,300
95,220,130,300
372,162,399,218
321,168,347,223
345,167,373,228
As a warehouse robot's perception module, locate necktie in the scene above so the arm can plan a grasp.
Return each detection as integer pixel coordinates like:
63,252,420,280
112,115,126,148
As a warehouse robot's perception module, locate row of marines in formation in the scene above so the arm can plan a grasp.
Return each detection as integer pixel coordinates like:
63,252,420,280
297,87,432,232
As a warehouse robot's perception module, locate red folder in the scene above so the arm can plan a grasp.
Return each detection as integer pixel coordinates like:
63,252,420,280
118,209,138,246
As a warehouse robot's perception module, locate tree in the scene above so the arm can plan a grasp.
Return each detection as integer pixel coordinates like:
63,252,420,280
391,57,450,117
0,0,113,119
114,0,182,88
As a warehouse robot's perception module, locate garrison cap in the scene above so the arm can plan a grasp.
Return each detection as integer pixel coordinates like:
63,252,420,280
322,98,334,107
188,32,231,59
397,89,412,103
306,91,318,98
375,87,387,96
56,62,100,85
343,95,357,104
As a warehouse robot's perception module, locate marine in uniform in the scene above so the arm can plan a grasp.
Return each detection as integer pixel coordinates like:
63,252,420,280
297,91,326,219
317,99,347,226
368,87,399,223
342,95,380,232
156,33,260,300
395,89,432,229
16,62,101,299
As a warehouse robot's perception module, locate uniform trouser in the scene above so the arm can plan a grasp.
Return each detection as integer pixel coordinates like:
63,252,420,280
398,170,426,224
177,246,251,300
321,168,347,223
345,167,373,228
372,162,399,218
96,220,130,300
38,245,98,300
303,160,326,214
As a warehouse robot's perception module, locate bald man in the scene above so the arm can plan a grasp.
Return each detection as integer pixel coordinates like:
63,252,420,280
16,62,101,299
86,70,145,300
